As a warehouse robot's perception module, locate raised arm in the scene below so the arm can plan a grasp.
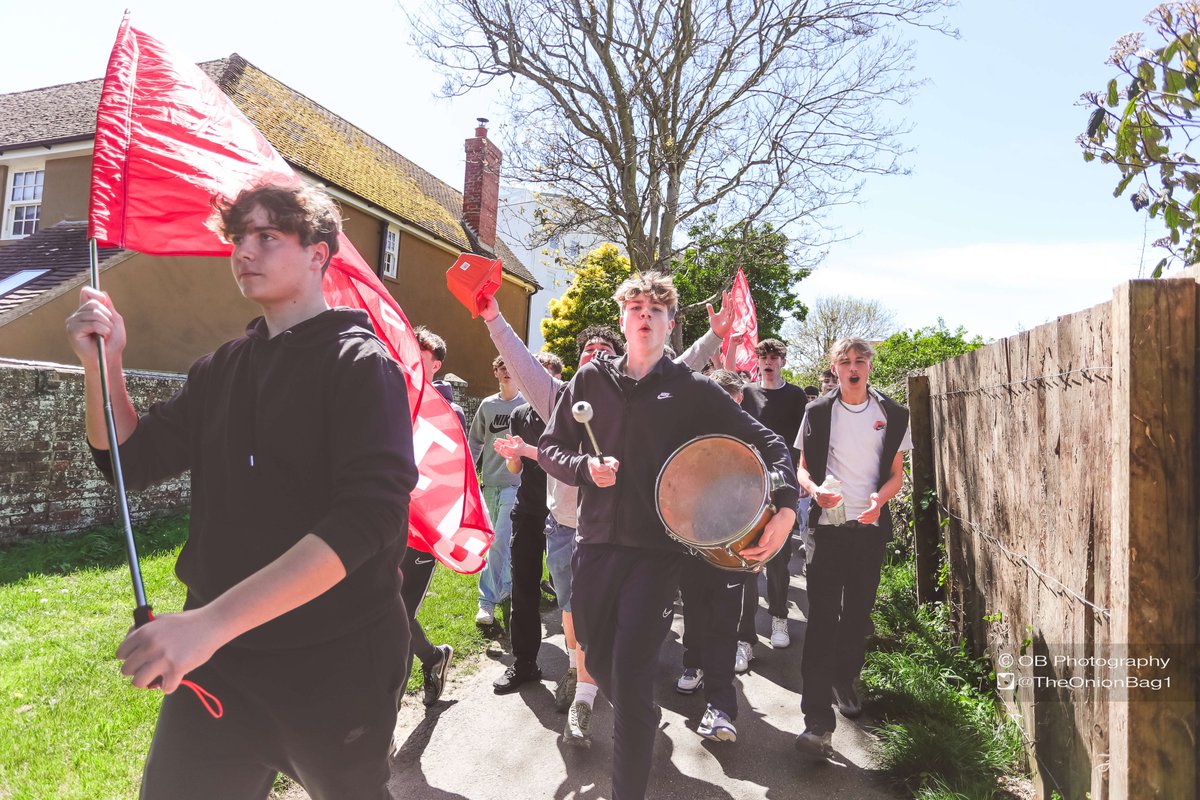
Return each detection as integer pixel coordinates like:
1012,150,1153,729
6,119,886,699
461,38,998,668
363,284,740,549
677,289,733,371
480,296,563,420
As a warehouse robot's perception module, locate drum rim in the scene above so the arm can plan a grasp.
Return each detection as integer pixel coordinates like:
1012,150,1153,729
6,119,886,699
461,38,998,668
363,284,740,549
655,433,770,548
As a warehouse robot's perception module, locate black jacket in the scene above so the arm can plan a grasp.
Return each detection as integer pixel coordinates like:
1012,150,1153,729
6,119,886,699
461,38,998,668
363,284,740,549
93,309,417,649
799,386,909,533
538,353,800,551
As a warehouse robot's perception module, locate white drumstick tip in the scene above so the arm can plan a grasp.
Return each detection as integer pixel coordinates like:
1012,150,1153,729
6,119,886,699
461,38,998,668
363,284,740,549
572,401,594,424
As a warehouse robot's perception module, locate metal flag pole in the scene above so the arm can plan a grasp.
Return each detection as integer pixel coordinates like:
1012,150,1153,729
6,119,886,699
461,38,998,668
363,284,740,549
88,238,151,624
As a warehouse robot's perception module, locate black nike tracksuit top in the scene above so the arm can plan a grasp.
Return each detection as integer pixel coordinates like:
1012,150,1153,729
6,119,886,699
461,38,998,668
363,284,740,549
539,353,800,552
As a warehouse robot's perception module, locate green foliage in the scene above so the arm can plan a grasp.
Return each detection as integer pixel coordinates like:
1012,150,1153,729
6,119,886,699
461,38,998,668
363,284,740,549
1080,3,1200,276
540,243,631,374
541,219,811,370
0,517,493,799
863,556,1025,797
872,319,987,402
670,214,810,345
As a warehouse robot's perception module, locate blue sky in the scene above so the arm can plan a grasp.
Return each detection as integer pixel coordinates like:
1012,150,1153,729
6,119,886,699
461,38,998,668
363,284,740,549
5,1,1157,340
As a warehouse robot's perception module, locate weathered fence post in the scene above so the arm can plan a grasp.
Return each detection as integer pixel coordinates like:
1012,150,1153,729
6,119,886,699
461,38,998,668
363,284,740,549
1108,278,1198,800
907,374,941,604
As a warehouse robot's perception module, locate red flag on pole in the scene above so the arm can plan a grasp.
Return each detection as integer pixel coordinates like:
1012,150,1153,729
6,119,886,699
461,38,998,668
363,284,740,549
720,267,759,377
89,18,493,573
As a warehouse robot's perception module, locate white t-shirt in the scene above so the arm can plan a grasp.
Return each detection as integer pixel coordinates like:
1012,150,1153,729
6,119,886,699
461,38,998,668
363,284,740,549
795,396,912,524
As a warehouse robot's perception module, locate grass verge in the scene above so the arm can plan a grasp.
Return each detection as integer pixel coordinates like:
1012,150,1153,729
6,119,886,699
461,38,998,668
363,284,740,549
0,516,491,800
861,556,1024,799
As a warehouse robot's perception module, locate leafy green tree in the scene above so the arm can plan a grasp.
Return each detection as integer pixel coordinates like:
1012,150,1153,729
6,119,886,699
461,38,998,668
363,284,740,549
670,215,810,349
541,243,631,375
871,320,987,402
1080,3,1200,276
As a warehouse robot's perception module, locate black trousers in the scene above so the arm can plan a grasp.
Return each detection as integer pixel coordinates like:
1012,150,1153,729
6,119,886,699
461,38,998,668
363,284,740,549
398,545,438,665
680,557,746,718
799,523,886,733
140,604,408,800
510,509,551,664
572,544,681,800
737,524,794,641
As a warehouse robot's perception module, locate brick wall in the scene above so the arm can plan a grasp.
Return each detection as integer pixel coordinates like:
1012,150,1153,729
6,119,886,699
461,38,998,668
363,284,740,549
0,358,190,544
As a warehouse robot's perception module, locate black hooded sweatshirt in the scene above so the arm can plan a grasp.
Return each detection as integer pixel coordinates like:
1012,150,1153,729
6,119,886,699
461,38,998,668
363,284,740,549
92,309,417,649
538,353,800,552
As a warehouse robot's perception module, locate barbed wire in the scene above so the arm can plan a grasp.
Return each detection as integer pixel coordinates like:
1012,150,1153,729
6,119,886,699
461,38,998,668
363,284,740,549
929,365,1112,399
936,497,1112,622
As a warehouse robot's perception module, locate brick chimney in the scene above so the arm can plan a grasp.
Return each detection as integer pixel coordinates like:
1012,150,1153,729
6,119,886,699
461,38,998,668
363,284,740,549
463,118,502,250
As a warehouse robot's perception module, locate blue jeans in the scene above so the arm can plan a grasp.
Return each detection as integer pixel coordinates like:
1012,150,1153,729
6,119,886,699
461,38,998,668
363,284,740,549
544,519,577,612
478,484,517,609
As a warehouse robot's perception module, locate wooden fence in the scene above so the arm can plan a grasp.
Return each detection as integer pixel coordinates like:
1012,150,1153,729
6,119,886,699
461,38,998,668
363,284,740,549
908,273,1197,800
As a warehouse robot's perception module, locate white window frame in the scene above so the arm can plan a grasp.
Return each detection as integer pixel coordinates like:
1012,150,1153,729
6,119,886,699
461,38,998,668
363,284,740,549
382,225,399,280
2,158,46,240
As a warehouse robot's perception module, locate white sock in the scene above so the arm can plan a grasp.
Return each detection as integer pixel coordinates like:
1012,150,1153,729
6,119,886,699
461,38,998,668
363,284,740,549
574,681,598,708
568,649,578,669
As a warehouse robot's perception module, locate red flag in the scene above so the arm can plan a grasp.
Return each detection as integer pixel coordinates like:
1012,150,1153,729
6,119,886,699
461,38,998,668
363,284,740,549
720,267,759,377
89,18,493,573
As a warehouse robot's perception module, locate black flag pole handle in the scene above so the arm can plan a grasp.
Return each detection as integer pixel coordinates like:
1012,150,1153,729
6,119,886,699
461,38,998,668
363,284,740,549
88,239,222,718
88,239,150,620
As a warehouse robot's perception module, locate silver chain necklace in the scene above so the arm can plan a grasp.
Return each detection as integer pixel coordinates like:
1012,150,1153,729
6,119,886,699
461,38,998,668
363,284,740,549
837,396,870,414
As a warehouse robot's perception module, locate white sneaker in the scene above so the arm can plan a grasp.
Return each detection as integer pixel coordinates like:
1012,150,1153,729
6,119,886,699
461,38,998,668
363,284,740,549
770,616,790,649
676,667,704,694
734,641,754,674
475,605,495,626
698,704,737,742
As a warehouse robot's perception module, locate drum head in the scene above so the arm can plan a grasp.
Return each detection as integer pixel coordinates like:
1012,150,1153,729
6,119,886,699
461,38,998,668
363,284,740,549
656,435,768,546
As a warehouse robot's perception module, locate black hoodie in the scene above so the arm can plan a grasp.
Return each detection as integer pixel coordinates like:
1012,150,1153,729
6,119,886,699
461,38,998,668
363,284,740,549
92,309,417,649
539,353,799,551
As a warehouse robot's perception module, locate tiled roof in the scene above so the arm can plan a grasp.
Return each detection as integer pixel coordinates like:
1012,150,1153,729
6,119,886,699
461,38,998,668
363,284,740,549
0,222,126,322
0,57,536,287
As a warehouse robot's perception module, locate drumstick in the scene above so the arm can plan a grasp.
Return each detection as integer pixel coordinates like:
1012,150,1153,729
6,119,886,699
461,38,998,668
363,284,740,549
571,401,603,457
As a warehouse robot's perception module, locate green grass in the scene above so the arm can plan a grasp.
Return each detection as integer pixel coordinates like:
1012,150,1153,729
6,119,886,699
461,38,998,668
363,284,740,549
861,557,1024,799
0,516,492,800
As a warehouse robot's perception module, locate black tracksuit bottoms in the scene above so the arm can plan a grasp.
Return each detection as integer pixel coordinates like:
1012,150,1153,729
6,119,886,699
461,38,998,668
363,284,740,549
399,545,439,667
680,557,746,719
572,544,682,800
800,523,887,733
510,510,552,665
737,530,794,641
139,603,408,800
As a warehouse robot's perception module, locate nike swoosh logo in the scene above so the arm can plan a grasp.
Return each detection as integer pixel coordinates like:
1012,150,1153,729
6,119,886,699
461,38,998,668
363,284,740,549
415,557,434,565
489,421,509,433
726,582,741,589
657,392,672,400
662,607,672,618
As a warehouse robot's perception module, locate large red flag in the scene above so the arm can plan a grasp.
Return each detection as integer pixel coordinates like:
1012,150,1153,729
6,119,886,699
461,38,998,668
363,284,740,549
89,18,493,573
720,267,759,377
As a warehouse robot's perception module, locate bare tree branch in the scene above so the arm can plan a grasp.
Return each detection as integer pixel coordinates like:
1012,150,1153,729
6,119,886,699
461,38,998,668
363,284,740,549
409,0,954,272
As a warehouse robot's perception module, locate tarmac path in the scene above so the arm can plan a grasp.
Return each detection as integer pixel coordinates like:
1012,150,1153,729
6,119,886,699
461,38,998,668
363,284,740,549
289,539,902,800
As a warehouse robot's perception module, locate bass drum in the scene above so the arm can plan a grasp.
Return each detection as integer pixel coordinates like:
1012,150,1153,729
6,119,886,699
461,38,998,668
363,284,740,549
655,434,784,572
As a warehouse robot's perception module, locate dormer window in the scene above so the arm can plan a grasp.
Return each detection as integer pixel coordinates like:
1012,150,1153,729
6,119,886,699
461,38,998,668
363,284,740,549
3,163,45,239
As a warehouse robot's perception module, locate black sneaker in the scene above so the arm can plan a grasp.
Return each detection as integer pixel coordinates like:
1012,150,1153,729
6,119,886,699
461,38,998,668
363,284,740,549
422,644,453,707
493,661,542,694
832,682,862,718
